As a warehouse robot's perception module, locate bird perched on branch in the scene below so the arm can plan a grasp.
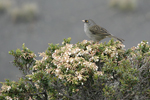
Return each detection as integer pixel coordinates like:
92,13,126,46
82,19,124,43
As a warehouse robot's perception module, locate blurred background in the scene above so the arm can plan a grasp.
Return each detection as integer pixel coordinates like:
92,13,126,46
0,0,150,86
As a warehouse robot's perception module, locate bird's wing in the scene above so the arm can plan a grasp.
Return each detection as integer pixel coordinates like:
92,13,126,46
89,25,111,36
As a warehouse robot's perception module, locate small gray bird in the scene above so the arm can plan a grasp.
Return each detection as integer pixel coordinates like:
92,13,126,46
82,19,124,43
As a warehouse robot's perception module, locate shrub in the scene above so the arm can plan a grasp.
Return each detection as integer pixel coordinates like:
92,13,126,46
10,3,39,22
109,0,138,11
0,0,11,13
0,38,150,100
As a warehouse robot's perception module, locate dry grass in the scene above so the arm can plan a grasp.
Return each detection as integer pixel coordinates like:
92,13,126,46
109,0,138,10
0,0,11,13
10,3,39,22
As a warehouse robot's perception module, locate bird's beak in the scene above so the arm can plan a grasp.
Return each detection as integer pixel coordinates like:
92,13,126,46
82,20,85,22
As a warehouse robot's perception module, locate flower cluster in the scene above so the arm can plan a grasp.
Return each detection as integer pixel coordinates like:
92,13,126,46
104,46,117,57
50,41,101,84
137,41,149,49
21,51,36,60
5,96,18,100
1,84,11,92
103,41,125,58
128,41,150,66
1,84,18,99
129,41,149,55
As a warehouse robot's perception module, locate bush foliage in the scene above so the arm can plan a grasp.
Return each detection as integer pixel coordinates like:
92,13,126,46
0,38,150,100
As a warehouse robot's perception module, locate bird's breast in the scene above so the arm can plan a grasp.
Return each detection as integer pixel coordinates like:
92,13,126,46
84,24,92,37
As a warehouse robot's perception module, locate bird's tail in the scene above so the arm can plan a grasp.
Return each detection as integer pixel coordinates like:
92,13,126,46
109,35,125,43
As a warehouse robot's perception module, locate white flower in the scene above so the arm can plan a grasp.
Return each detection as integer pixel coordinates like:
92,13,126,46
13,97,19,100
64,52,71,56
35,84,39,89
59,93,63,95
68,48,71,51
122,44,125,48
66,59,69,63
72,48,81,54
97,71,103,76
66,68,69,72
58,75,63,79
89,62,92,66
77,52,81,56
89,56,94,61
110,76,114,79
68,52,71,55
147,42,149,44
66,44,73,48
7,86,11,91
104,47,111,54
86,45,92,52
75,71,79,75
77,74,82,80
62,41,65,45
91,56,99,62
82,40,88,44
37,80,40,83
111,46,116,51
46,64,49,69
141,41,144,44
61,46,66,50
77,50,85,56
55,69,60,73
93,65,98,71
57,64,61,68
44,56,48,60
137,44,140,48
70,58,74,63
5,96,12,100
32,72,35,75
110,52,115,57
81,82,84,85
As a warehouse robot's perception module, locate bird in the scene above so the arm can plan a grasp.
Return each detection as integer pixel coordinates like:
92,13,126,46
82,19,124,43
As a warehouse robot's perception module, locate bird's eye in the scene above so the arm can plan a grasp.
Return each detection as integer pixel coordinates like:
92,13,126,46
85,20,88,23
